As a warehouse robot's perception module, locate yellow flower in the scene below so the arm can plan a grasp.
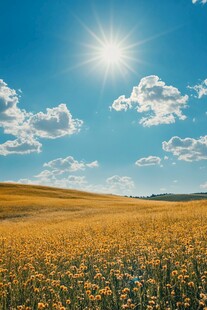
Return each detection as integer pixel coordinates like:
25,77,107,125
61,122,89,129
95,294,102,300
120,294,127,300
172,270,178,276
37,303,45,310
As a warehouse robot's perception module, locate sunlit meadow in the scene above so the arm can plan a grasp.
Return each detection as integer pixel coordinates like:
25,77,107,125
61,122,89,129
0,184,207,310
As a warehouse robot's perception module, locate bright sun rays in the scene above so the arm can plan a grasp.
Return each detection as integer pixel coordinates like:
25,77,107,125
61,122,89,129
74,16,142,88
85,34,137,79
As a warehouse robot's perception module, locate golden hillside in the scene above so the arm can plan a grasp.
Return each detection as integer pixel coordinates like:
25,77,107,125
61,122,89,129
1,183,207,310
0,182,173,222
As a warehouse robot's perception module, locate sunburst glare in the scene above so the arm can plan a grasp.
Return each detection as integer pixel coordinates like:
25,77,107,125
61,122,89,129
74,16,141,85
100,42,123,65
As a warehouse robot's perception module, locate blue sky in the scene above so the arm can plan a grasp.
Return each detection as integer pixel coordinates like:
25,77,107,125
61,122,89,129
0,0,206,195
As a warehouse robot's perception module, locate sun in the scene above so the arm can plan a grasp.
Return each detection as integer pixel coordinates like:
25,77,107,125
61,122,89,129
69,16,149,89
99,42,123,65
81,32,138,86
75,18,139,79
63,15,170,89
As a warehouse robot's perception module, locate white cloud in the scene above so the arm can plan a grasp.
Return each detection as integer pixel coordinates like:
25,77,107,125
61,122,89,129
162,135,207,161
17,179,35,185
7,104,83,141
9,176,87,191
106,175,135,194
67,175,87,186
86,160,99,168
29,104,83,139
0,138,42,156
188,79,207,98
14,173,135,196
40,175,87,189
135,156,161,167
13,156,99,191
25,156,98,189
111,95,132,111
43,156,99,174
111,75,188,126
0,79,26,126
192,0,207,4
35,170,56,181
200,182,207,190
33,170,87,189
0,79,84,156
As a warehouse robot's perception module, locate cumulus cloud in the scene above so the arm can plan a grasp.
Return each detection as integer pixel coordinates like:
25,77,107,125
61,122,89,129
135,156,161,167
162,135,207,161
0,79,83,156
43,156,99,174
192,0,207,4
106,175,135,193
29,104,83,139
0,138,42,156
188,79,207,98
0,79,26,126
200,182,207,190
111,75,188,126
111,95,132,111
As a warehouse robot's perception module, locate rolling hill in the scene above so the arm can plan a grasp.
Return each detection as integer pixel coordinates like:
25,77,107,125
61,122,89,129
0,183,207,221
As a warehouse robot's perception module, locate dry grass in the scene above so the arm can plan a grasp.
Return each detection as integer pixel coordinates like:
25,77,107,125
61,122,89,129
0,183,207,310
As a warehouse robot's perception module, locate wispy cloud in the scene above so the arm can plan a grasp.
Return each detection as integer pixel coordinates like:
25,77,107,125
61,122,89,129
12,155,99,191
21,173,88,190
188,79,207,98
200,182,207,190
135,156,161,166
14,173,135,196
192,0,207,4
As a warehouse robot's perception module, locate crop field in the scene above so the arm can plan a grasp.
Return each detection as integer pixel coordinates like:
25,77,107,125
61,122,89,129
1,183,207,310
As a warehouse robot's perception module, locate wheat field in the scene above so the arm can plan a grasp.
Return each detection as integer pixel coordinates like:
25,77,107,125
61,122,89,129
0,183,207,310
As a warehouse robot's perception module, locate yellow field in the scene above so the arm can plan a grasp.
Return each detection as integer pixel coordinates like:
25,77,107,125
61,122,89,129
0,183,207,310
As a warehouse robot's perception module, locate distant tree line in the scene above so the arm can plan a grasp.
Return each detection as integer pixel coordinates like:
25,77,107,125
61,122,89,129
124,192,207,199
